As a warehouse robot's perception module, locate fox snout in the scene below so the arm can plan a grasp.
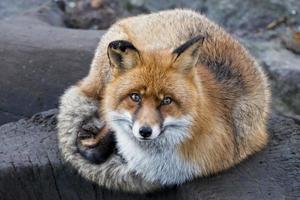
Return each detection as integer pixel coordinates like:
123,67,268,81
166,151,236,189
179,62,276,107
132,101,162,140
132,122,161,140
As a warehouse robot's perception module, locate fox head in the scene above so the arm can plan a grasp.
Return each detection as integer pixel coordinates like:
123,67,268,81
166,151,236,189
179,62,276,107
103,35,204,143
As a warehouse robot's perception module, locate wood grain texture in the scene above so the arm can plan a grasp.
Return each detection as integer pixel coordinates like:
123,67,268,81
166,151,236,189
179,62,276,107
0,109,299,200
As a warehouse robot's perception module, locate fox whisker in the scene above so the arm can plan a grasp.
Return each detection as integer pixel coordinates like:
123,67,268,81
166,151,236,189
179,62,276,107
162,116,192,130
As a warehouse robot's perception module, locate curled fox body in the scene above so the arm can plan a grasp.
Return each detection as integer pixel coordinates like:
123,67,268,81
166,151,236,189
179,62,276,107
57,9,270,192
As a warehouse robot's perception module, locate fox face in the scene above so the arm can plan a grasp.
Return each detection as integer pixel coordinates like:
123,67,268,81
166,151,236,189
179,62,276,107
103,36,204,143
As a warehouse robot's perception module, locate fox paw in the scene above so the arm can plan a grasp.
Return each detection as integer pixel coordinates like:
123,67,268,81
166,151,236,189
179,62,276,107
76,116,116,164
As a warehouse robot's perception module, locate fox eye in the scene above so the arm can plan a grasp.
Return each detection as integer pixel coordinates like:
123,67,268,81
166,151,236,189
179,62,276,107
161,97,173,105
130,93,141,103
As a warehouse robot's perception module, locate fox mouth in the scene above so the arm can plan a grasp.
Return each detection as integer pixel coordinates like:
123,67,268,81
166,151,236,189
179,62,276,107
132,124,190,141
137,137,152,141
108,111,192,143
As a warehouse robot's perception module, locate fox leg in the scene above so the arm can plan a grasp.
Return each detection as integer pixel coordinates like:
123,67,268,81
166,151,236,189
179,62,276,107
77,122,117,164
79,126,107,147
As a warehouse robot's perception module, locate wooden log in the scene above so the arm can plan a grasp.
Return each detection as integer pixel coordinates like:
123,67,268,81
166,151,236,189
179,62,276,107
0,109,299,199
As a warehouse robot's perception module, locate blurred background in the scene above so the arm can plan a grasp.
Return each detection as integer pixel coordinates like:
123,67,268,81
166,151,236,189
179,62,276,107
0,0,299,125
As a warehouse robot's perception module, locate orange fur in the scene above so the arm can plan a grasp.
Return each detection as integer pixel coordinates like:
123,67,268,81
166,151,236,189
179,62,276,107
77,9,270,176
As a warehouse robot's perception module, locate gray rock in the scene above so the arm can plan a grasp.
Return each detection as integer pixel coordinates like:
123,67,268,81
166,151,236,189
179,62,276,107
0,109,299,199
0,0,49,20
0,2,103,124
282,28,300,54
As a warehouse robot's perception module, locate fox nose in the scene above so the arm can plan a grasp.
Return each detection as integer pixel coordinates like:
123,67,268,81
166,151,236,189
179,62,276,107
139,126,152,138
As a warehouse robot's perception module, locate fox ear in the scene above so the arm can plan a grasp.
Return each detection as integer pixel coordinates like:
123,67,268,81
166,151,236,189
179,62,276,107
172,35,205,73
107,40,140,70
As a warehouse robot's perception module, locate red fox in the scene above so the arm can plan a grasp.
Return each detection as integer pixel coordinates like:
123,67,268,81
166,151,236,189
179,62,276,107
57,9,271,192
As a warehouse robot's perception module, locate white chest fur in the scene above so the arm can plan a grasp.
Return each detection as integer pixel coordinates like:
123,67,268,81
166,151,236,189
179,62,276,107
114,127,200,185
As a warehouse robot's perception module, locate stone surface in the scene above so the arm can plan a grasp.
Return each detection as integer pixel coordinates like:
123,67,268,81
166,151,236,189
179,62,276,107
0,2,104,124
0,109,299,199
283,28,300,54
0,0,49,19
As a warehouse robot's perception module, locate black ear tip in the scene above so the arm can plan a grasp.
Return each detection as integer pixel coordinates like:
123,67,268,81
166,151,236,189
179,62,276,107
108,40,121,50
172,34,205,56
191,35,205,44
108,40,138,52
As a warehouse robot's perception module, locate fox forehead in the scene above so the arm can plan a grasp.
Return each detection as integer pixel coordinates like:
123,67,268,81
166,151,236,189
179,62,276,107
111,67,194,103
129,51,177,87
111,53,195,94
